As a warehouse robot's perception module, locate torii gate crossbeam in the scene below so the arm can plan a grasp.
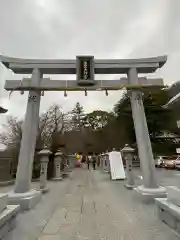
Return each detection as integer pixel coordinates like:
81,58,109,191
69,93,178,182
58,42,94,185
4,77,164,91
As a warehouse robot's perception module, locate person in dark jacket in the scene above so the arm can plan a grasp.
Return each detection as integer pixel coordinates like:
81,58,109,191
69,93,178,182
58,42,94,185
92,153,96,170
86,156,90,170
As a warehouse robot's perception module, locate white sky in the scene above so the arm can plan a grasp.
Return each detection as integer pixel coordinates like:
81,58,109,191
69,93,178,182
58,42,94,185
0,0,180,129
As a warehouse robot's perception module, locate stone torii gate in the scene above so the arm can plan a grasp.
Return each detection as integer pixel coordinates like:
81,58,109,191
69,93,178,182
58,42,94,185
0,55,167,209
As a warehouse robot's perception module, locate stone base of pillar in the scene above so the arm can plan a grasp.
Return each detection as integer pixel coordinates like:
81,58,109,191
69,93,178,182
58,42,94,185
51,177,62,181
134,185,167,203
40,187,49,194
124,184,135,190
8,189,42,211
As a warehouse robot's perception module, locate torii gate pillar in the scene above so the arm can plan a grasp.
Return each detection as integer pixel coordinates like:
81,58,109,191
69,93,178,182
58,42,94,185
128,68,166,201
8,68,42,210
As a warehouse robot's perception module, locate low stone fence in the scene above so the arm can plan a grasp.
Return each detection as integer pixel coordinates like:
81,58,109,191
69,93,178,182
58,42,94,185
155,186,180,234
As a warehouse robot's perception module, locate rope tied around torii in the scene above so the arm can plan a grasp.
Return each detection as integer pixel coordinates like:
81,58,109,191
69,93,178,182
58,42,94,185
8,68,44,99
6,77,165,99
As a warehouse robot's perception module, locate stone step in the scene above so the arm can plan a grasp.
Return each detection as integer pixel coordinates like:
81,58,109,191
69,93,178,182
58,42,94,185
0,194,8,214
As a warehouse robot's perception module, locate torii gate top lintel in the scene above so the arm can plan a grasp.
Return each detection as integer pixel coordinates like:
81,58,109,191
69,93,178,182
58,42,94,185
0,55,167,74
1,55,167,92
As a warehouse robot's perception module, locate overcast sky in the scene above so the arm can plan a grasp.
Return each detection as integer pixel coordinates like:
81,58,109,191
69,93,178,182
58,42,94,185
0,0,180,128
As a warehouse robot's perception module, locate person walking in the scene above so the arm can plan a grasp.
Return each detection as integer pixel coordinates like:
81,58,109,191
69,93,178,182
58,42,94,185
86,156,91,170
81,154,86,169
92,153,96,170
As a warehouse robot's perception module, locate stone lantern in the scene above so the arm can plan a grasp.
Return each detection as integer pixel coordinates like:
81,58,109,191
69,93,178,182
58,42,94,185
121,144,135,189
38,149,51,193
53,151,63,181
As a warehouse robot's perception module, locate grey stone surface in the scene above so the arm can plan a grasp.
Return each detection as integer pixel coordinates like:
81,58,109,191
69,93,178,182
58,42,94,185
94,170,179,239
2,169,180,239
4,180,72,240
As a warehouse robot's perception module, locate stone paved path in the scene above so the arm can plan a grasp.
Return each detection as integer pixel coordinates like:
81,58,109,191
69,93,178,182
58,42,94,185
37,169,179,240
